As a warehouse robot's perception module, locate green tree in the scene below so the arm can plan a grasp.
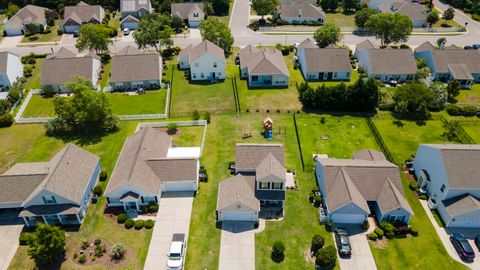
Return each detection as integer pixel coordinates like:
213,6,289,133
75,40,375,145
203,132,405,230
311,235,325,254
27,224,65,266
354,8,377,28
271,241,285,262
427,10,439,26
252,0,279,20
46,77,118,135
442,120,463,142
206,0,230,16
321,0,339,12
442,7,455,23
6,3,20,19
199,17,234,52
45,10,58,27
436,37,446,47
133,13,174,52
171,15,185,32
446,79,460,101
25,23,42,35
313,23,341,48
342,0,358,12
76,24,113,54
365,13,413,47
393,83,433,119
316,245,337,267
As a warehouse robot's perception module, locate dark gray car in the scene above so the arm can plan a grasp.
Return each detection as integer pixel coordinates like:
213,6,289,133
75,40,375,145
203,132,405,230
334,228,352,257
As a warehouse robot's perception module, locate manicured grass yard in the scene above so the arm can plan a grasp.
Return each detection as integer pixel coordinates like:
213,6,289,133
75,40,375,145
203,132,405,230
325,11,355,28
185,113,337,270
171,125,205,147
22,95,57,117
21,20,61,43
25,58,45,90
456,84,480,105
170,56,237,115
99,61,112,90
236,52,303,111
462,124,480,143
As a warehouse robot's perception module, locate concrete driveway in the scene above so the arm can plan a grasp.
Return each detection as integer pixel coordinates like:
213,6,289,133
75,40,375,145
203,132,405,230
420,200,480,270
219,222,255,270
333,224,377,270
0,213,24,270
143,192,194,270
0,36,23,49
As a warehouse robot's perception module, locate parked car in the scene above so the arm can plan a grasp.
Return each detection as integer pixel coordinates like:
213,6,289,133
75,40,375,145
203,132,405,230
450,233,475,261
123,28,130,36
73,31,78,38
473,44,480,50
464,45,474,50
167,234,186,270
475,235,480,251
334,228,352,257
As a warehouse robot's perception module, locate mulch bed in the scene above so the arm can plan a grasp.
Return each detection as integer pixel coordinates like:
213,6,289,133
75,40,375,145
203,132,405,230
70,238,132,268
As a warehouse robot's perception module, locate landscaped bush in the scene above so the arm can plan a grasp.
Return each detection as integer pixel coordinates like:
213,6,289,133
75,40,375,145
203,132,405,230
410,226,419,236
419,194,427,200
94,239,101,246
125,219,134,229
134,220,144,230
313,195,321,207
81,240,89,249
409,181,419,191
23,65,33,77
374,227,384,238
144,220,154,229
368,232,378,241
148,203,159,213
93,185,103,196
394,225,411,236
99,170,107,181
326,220,334,232
473,14,480,21
311,235,324,254
117,213,128,224
378,102,395,111
315,245,336,267
19,232,32,245
78,254,86,263
380,221,394,234
0,114,14,128
110,243,126,260
446,104,478,117
94,244,106,256
271,241,285,262
362,219,370,230
385,231,395,239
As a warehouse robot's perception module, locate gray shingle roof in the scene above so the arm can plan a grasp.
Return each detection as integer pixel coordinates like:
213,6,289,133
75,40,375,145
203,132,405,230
6,5,49,27
356,40,375,51
171,3,204,19
377,1,426,22
415,41,435,53
121,0,152,13
365,48,417,75
63,2,104,25
110,45,162,83
146,158,198,182
302,48,352,73
298,38,317,49
353,149,386,161
255,152,286,183
0,174,46,204
278,1,325,19
430,50,480,75
325,168,369,213
239,46,289,76
217,174,260,211
443,194,480,218
236,144,284,171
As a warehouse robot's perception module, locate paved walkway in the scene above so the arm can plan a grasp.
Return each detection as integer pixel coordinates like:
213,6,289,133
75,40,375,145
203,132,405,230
0,215,24,270
420,200,480,270
219,222,255,270
143,192,194,270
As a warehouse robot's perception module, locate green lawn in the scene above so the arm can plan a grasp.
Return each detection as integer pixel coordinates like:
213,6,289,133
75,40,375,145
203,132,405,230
462,124,480,142
170,55,236,115
456,84,480,105
236,52,303,112
432,9,461,28
99,61,112,90
325,11,355,28
22,95,56,117
185,113,337,270
295,114,379,168
171,125,205,147
21,20,61,43
25,58,45,90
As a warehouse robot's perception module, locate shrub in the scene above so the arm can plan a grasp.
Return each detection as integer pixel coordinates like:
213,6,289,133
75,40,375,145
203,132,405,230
110,243,126,260
368,232,378,241
94,239,101,246
311,235,324,253
419,194,427,200
148,203,159,213
380,221,394,233
23,65,33,77
19,232,32,245
192,110,200,120
315,245,336,267
374,228,384,238
385,231,395,239
57,29,63,35
362,219,370,230
134,220,144,230
78,254,86,263
326,220,334,232
100,54,111,64
379,102,395,111
117,213,128,224
144,219,154,229
167,123,178,134
410,226,419,236
204,112,211,124
94,244,106,256
399,44,410,49
99,170,107,181
93,185,103,196
409,181,419,191
271,241,285,262
73,252,78,259
125,219,134,229
0,114,14,128
81,240,89,249
472,14,480,21
446,104,478,117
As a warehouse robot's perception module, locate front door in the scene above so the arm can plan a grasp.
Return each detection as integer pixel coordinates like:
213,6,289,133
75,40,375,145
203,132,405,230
125,201,137,211
327,72,333,80
211,72,216,79
318,72,324,80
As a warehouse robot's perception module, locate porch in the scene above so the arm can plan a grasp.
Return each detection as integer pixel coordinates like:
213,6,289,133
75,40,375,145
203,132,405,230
19,204,82,227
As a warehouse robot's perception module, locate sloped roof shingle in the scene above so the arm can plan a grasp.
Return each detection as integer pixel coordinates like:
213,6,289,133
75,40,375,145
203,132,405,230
239,46,289,76
302,48,352,73
171,3,204,19
110,45,162,83
278,1,325,19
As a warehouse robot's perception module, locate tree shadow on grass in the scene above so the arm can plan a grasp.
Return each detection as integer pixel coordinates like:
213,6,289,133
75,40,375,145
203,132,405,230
47,127,120,146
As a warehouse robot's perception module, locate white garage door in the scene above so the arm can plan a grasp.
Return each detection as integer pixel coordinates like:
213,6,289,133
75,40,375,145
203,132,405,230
5,28,23,36
449,219,480,228
122,22,138,30
330,213,366,224
64,25,80,33
221,211,256,221
163,181,196,192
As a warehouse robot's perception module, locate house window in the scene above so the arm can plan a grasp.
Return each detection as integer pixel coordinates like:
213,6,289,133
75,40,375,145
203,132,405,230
272,182,283,190
42,196,57,204
201,73,204,78
194,63,199,67
142,196,156,203
193,12,199,17
213,62,217,68
252,76,258,82
218,72,222,76
440,184,446,192
192,73,197,78
346,72,350,78
259,182,270,189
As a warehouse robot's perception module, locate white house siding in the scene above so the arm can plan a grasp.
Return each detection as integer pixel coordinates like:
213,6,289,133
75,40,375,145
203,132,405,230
179,55,190,69
248,74,289,87
282,17,324,24
448,211,480,228
362,0,396,9
187,9,204,28
370,73,414,83
111,80,161,91
304,71,350,81
412,19,427,28
106,185,160,208
91,58,101,88
4,53,23,88
78,162,101,218
190,53,226,81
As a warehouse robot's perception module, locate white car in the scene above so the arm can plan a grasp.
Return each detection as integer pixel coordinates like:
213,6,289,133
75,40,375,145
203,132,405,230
167,234,185,270
123,28,130,36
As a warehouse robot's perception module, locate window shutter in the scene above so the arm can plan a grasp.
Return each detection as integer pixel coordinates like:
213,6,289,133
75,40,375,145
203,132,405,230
51,196,57,203
42,196,47,204
141,197,144,203
154,196,158,203
106,197,110,204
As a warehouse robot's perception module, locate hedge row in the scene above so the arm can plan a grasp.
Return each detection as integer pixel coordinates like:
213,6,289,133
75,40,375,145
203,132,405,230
446,104,479,117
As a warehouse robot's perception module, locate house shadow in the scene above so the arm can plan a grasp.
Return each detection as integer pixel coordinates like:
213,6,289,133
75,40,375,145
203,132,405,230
220,221,255,233
160,191,195,198
445,227,480,239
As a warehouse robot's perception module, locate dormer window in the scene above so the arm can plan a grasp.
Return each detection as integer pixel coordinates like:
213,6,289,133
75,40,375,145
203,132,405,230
42,196,57,204
193,12,199,17
259,182,270,189
272,182,283,190
213,62,217,68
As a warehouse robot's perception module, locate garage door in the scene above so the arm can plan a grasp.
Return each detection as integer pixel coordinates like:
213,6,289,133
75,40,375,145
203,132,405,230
64,25,80,33
162,181,196,192
5,28,22,36
122,22,138,30
449,219,480,228
330,213,366,224
221,211,256,222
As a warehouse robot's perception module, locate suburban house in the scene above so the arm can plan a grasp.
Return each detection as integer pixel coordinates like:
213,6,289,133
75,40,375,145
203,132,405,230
377,1,427,28
178,40,226,81
171,2,205,28
315,149,413,225
239,45,290,88
277,0,326,24
354,39,375,58
0,52,23,93
40,48,101,92
298,47,352,81
110,45,162,91
61,1,105,33
356,46,417,83
4,5,50,36
105,126,200,212
0,144,101,227
361,0,398,9
216,144,286,223
120,0,153,30
415,41,480,88
413,144,480,228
